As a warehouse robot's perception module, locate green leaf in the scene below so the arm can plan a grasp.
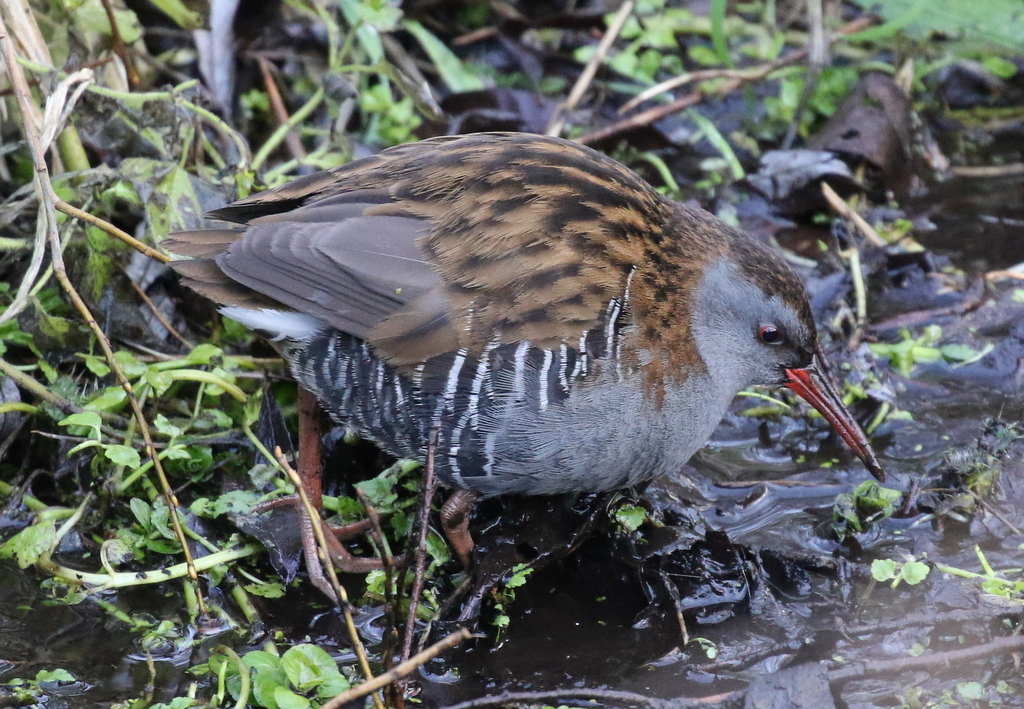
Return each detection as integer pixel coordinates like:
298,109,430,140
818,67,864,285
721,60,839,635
506,563,532,589
338,0,390,65
37,360,58,383
695,637,718,660
358,84,421,146
243,650,284,674
688,45,720,67
854,0,1024,53
144,369,174,396
153,414,182,438
832,494,862,536
244,582,286,599
74,0,144,43
85,385,127,412
0,520,57,568
150,500,174,538
273,687,310,709
871,558,898,582
164,445,214,476
403,20,484,92
148,697,203,709
112,350,147,378
35,668,75,684
131,498,152,527
342,0,402,31
910,345,941,363
425,531,450,566
105,444,141,469
248,463,279,488
207,409,233,429
59,411,102,435
640,9,696,48
983,56,1018,78
709,0,731,67
252,671,286,709
281,644,342,692
0,320,36,350
81,354,111,377
152,167,204,240
207,490,260,517
617,14,643,39
900,560,930,585
146,539,182,555
120,159,205,242
872,485,903,506
366,570,388,596
956,682,985,701
164,447,192,461
147,0,203,29
939,344,978,361
390,508,411,537
355,474,397,509
322,495,364,521
316,671,350,699
615,504,647,532
185,343,223,365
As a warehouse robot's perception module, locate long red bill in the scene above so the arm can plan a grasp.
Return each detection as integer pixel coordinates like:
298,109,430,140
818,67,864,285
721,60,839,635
784,350,885,481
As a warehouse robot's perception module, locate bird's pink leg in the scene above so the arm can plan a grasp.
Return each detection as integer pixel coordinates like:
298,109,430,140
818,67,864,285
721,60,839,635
254,388,399,603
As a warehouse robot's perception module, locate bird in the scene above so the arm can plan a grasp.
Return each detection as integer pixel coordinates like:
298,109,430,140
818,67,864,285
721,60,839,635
164,132,883,567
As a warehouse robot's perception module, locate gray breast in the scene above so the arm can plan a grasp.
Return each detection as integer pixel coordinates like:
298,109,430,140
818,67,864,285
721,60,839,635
289,328,733,497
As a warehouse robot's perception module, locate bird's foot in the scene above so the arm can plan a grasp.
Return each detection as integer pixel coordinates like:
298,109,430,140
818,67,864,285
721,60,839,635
252,495,403,603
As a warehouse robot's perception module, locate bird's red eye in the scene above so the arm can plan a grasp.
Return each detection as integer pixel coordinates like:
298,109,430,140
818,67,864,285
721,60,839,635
758,326,782,345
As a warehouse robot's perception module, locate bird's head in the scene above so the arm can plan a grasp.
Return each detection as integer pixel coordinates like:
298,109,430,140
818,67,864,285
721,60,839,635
689,243,884,481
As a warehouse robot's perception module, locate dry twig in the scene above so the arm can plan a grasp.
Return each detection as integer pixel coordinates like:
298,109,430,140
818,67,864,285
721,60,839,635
321,628,472,709
57,199,169,263
99,0,140,88
820,182,888,247
951,163,1024,178
546,0,635,137
400,430,440,668
580,82,728,145
620,50,806,114
986,268,1024,282
584,16,873,145
829,634,1024,682
124,271,195,350
257,56,307,162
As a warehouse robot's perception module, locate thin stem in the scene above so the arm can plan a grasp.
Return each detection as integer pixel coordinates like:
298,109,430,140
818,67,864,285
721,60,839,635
275,447,386,709
251,88,324,173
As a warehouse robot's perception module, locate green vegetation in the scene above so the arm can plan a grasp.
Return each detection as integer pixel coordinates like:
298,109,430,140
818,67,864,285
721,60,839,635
832,480,903,538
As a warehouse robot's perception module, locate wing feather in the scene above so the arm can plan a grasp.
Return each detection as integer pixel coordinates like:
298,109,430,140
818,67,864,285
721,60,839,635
166,133,672,367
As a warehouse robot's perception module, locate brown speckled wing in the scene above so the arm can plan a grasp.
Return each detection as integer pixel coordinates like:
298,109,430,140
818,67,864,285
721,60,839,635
166,133,699,371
